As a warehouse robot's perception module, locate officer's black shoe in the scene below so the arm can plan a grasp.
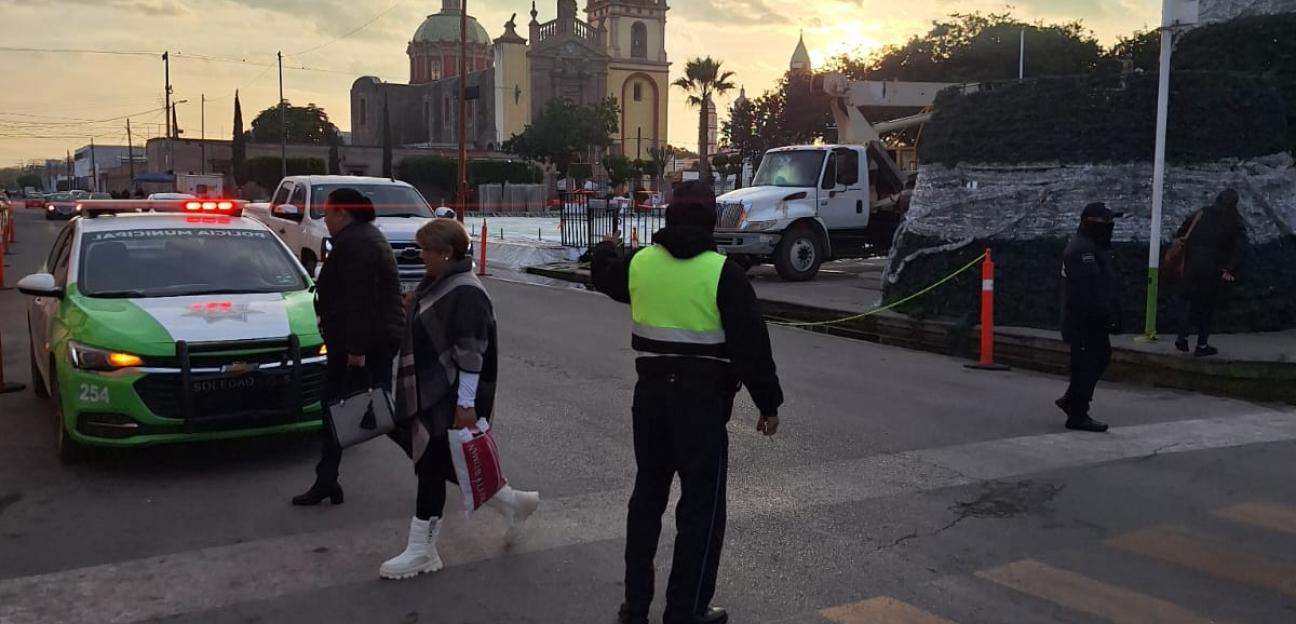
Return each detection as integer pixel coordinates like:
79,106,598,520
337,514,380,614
1175,337,1190,352
1055,397,1082,420
1195,345,1219,358
1066,417,1109,433
617,604,649,624
665,607,728,624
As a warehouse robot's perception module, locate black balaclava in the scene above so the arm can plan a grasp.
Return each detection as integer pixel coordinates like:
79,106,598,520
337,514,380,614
1079,202,1116,249
664,180,717,230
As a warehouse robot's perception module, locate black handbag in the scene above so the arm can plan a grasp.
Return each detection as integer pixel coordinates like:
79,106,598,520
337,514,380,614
326,369,396,449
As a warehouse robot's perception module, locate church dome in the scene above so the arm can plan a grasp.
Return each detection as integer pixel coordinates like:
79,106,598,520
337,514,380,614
413,3,491,45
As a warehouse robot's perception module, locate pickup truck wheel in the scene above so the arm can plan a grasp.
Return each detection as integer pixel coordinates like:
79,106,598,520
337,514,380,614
774,225,823,282
301,251,318,277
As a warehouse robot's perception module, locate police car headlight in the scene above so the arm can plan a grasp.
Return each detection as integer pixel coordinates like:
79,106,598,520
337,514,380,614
742,220,778,231
69,342,144,370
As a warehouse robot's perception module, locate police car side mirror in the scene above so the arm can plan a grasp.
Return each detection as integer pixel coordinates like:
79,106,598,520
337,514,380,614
17,273,63,299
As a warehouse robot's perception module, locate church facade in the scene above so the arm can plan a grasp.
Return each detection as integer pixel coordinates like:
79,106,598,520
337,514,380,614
350,0,669,160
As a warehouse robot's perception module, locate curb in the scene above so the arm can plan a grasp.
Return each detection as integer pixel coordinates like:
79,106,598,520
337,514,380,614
526,265,1296,406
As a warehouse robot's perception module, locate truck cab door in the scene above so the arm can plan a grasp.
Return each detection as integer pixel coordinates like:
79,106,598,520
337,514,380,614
817,147,869,231
267,181,304,254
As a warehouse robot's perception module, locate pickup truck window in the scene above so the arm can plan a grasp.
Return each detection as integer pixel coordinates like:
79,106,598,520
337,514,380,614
752,151,826,188
270,183,291,208
308,184,434,220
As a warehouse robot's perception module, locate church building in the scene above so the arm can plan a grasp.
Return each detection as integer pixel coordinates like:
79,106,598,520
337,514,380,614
350,0,670,160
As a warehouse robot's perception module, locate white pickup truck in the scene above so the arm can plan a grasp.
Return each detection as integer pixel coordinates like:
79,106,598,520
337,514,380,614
245,175,437,289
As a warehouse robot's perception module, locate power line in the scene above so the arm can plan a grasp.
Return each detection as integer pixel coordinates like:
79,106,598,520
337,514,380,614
0,46,402,81
287,0,407,57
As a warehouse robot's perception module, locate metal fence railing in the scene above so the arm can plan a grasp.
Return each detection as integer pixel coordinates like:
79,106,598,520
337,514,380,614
559,191,664,257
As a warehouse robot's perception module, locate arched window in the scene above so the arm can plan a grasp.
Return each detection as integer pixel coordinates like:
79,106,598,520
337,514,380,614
633,82,643,102
631,22,647,59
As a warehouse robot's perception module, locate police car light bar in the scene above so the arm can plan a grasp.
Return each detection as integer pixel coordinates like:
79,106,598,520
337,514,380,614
81,199,245,218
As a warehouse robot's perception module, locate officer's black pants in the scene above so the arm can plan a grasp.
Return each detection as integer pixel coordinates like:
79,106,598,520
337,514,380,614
624,360,734,620
1065,327,1112,415
315,349,395,486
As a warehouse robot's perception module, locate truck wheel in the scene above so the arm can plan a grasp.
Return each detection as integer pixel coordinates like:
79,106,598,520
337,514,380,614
774,225,824,282
301,251,318,277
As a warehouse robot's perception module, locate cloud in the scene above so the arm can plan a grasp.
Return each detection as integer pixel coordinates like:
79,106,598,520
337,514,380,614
1,0,189,15
670,0,792,26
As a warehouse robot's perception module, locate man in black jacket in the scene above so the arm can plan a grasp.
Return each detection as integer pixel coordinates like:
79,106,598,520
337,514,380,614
292,187,405,506
592,181,784,624
1058,202,1123,433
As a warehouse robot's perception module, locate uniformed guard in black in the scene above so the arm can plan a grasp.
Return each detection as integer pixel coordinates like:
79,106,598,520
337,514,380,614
592,182,784,624
1058,202,1123,433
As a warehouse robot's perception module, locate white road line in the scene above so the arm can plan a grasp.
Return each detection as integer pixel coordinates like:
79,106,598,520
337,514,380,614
2,410,1292,624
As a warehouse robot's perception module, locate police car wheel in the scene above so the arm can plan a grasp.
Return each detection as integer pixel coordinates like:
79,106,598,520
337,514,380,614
51,363,87,465
30,339,49,399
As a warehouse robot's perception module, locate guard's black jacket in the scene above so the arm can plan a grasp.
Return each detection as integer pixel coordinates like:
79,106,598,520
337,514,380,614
1060,231,1122,341
591,226,784,417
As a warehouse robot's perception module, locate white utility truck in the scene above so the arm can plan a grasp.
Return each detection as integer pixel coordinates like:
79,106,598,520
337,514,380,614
714,74,968,281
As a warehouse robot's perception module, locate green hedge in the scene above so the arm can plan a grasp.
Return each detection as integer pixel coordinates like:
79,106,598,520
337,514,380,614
921,71,1288,166
396,156,542,195
246,157,327,192
1175,13,1296,155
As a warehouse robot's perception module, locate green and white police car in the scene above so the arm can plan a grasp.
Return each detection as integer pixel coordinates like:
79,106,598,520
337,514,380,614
18,199,328,463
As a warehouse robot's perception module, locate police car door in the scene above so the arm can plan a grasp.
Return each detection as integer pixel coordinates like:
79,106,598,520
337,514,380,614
30,223,75,385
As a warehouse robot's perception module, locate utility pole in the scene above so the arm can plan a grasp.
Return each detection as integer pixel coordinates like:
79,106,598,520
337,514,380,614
126,118,136,190
163,51,174,174
278,51,287,180
90,137,98,192
1019,29,1025,80
456,0,468,222
200,93,206,175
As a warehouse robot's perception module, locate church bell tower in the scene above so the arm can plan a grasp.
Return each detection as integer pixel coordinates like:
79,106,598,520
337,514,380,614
585,0,670,161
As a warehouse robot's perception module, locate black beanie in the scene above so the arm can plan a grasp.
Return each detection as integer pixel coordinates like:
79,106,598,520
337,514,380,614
665,181,717,230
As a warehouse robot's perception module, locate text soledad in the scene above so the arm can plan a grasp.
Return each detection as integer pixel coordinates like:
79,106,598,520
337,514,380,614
89,230,270,241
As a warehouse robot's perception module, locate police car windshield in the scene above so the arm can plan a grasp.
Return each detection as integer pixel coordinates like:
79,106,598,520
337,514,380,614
78,228,306,298
309,184,433,219
751,151,826,188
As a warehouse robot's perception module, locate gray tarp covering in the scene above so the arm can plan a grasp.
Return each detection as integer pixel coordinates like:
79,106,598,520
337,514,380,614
883,154,1296,333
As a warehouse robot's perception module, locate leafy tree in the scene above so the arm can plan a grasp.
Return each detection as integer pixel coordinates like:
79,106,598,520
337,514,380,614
603,154,642,186
674,57,737,180
245,157,326,192
503,97,619,176
17,173,42,190
248,102,340,145
1106,30,1160,73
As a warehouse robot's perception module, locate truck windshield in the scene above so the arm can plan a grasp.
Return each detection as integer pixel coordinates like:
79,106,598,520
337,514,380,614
309,184,434,219
752,151,826,188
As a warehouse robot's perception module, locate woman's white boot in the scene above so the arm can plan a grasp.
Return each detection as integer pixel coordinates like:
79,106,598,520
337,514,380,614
487,485,540,536
379,517,443,580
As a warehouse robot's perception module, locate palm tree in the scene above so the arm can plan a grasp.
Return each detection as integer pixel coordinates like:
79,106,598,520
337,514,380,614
673,57,736,182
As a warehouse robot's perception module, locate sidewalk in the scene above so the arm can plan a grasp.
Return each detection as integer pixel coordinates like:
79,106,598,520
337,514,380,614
528,258,1296,405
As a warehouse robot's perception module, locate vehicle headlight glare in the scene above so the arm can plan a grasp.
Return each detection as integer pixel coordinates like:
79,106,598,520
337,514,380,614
69,342,144,370
743,220,777,231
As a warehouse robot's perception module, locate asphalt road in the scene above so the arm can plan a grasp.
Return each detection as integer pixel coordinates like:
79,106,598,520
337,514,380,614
1,206,1294,623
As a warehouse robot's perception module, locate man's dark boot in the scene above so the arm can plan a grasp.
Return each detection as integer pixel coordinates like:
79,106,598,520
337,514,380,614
665,607,728,624
618,604,649,624
1066,416,1109,433
1195,345,1219,358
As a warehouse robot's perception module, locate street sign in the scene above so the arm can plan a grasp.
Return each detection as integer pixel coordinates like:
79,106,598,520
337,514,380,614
1163,0,1200,27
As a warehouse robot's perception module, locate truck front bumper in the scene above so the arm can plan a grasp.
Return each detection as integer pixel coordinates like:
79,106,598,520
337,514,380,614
714,231,781,256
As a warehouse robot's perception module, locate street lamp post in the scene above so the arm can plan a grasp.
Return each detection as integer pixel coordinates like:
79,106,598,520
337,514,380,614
1141,0,1199,342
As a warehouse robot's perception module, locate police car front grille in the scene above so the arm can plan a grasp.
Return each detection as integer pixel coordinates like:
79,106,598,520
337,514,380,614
717,203,745,229
135,363,326,421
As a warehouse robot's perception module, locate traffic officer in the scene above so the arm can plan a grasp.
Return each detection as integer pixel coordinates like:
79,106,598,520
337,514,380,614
592,181,784,624
1058,202,1123,433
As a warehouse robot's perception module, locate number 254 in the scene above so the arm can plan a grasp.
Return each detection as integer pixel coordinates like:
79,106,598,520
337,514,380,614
79,384,109,404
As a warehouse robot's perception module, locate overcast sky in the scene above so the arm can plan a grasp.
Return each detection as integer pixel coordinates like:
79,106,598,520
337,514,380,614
0,0,1158,165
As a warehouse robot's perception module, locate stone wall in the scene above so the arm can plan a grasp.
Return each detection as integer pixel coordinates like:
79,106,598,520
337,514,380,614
883,154,1296,333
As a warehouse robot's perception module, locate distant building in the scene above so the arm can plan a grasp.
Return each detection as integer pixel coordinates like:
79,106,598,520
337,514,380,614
790,31,812,74
73,144,144,191
350,0,670,160
704,95,719,156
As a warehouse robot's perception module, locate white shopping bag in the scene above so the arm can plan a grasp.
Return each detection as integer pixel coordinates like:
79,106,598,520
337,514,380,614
448,418,508,516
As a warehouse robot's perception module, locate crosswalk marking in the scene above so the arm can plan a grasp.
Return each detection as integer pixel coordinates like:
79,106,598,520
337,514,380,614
1107,526,1296,597
1212,502,1296,535
976,559,1217,624
819,596,955,624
